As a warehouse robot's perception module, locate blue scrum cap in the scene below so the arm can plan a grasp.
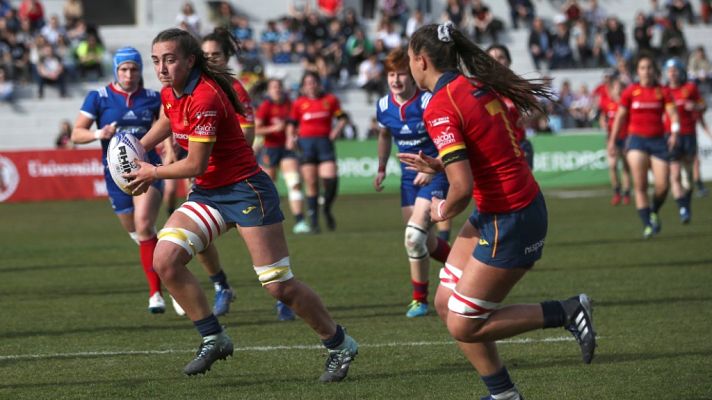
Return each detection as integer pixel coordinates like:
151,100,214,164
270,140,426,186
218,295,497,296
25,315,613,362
113,46,143,80
664,57,686,81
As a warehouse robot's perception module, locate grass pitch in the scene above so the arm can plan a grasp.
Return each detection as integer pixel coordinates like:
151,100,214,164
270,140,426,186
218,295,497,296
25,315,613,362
1,189,711,399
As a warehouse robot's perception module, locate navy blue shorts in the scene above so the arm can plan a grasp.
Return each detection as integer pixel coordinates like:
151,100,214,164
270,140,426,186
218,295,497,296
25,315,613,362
258,146,297,168
626,134,670,161
670,135,697,160
468,191,548,268
400,171,449,207
108,150,164,214
188,170,285,227
298,137,335,164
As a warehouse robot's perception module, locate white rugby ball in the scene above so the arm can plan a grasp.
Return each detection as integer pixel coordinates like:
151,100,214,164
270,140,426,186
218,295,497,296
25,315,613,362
107,132,147,195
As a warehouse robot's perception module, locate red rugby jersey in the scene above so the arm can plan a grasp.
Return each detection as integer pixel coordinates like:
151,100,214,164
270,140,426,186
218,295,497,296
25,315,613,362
619,83,672,138
255,98,291,148
161,71,259,189
232,79,255,129
664,82,702,136
425,74,539,213
601,96,628,140
289,93,344,138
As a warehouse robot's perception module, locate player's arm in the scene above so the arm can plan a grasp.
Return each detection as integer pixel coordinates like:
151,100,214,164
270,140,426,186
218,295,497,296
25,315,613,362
139,105,172,152
330,113,349,141
433,157,472,222
665,101,680,149
72,114,115,144
285,119,298,151
608,106,627,154
254,116,285,136
242,125,255,147
374,126,392,191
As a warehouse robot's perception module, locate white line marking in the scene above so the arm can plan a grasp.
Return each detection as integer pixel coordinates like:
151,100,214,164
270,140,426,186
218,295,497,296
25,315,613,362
0,336,583,361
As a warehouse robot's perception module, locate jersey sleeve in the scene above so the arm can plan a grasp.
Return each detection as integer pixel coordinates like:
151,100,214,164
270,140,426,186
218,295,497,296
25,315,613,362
424,104,466,165
330,94,345,118
289,98,302,125
619,86,632,109
233,80,255,128
255,100,270,123
79,90,100,121
188,97,220,143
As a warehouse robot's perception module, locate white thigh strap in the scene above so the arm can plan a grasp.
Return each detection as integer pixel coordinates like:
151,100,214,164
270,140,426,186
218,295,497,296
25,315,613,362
175,201,227,243
254,256,294,286
439,263,463,290
448,289,500,319
157,228,204,257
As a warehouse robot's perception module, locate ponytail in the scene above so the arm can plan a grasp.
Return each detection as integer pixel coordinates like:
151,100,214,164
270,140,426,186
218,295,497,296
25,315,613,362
152,28,245,115
410,23,554,115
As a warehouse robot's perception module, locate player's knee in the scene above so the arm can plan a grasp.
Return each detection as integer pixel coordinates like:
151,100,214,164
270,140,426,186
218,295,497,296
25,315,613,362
288,188,303,202
446,289,500,342
254,256,294,287
447,315,487,343
283,171,301,190
157,227,204,257
404,223,428,260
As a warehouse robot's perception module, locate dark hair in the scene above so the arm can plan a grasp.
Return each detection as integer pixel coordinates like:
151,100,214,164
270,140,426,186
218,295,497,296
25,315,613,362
634,51,660,82
152,28,244,115
202,27,241,60
300,70,323,96
410,24,553,115
485,43,512,65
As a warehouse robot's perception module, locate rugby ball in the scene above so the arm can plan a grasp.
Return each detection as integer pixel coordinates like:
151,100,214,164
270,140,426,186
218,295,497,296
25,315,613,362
107,132,147,195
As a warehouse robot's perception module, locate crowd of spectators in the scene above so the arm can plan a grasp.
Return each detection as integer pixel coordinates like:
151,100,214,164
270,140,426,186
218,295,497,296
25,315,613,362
0,0,109,99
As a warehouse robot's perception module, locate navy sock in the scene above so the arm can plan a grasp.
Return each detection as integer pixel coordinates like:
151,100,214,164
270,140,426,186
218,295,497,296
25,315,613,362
322,324,345,349
295,213,304,223
438,230,450,242
210,270,229,291
613,185,621,195
323,177,338,214
481,366,515,396
696,179,705,190
541,300,566,328
307,196,318,227
675,197,685,210
652,194,667,213
637,207,651,227
194,314,222,337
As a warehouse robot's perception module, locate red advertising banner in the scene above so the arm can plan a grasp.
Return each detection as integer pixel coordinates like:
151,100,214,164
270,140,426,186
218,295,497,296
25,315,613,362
0,149,107,203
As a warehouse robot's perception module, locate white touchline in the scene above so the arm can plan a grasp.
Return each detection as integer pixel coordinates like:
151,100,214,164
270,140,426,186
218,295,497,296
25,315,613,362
0,336,589,361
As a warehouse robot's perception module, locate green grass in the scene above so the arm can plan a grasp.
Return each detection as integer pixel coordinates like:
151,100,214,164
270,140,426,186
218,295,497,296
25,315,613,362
1,189,712,399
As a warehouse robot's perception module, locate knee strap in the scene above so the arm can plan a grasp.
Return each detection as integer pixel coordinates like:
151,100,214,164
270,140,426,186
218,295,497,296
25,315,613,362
439,263,463,290
448,289,500,319
405,223,429,260
157,227,204,257
254,256,294,286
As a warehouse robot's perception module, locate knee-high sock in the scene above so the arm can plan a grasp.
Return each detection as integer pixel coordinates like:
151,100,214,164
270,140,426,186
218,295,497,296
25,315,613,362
139,236,161,295
323,177,338,214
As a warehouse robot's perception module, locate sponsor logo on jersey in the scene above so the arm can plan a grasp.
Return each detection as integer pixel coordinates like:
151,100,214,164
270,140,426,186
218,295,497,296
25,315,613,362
242,205,256,214
194,124,216,135
0,156,20,202
173,132,189,140
396,138,426,147
428,116,450,127
195,110,218,119
302,111,330,120
433,128,456,148
141,110,153,121
399,124,412,134
631,101,662,110
122,110,137,120
164,102,172,110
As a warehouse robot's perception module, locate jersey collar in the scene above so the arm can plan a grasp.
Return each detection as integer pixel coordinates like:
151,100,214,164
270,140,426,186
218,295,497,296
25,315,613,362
432,70,459,95
176,67,201,98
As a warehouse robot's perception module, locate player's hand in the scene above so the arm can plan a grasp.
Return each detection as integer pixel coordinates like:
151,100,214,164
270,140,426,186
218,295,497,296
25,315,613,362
667,134,678,151
430,197,448,222
684,100,696,111
397,151,444,174
606,140,617,157
373,171,386,192
95,121,117,140
124,160,155,196
413,172,433,186
286,136,297,151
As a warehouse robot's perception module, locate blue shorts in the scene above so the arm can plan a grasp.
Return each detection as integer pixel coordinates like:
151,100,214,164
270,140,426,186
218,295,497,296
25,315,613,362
468,191,548,268
298,137,335,164
188,170,284,227
519,139,534,169
626,134,670,161
400,171,449,207
108,150,164,214
670,135,697,160
258,146,297,168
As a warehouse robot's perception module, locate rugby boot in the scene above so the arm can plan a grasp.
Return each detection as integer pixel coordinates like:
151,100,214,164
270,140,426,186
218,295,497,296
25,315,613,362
213,288,235,316
405,300,428,318
649,212,661,234
320,334,358,382
148,292,166,314
184,331,234,375
276,300,296,321
679,207,691,224
562,294,596,364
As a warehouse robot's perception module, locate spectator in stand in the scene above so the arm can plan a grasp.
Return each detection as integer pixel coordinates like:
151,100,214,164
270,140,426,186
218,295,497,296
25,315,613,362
561,0,582,24
701,0,712,24
261,20,281,61
507,0,535,29
528,17,552,70
176,2,201,38
39,14,64,46
341,8,361,38
273,41,294,64
648,0,670,27
661,18,688,59
583,0,607,32
317,0,342,19
0,0,12,17
0,66,15,105
604,17,631,67
3,7,21,34
232,15,253,42
667,0,695,24
345,27,373,75
16,18,34,49
376,19,403,51
590,31,607,67
443,0,465,31
62,0,82,29
55,120,74,149
688,45,712,92
550,15,575,69
4,32,31,82
55,35,76,81
18,0,44,32
571,18,593,67
633,11,655,54
213,1,234,30
356,52,384,103
616,57,633,85
558,79,575,128
36,43,66,98
381,0,409,35
303,11,327,43
570,83,595,127
75,31,105,79
471,0,503,44
289,0,311,20
66,18,87,46
406,8,429,38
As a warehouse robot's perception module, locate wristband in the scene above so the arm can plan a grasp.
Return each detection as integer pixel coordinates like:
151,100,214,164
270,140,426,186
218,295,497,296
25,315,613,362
94,129,102,140
378,165,386,173
671,122,680,134
153,166,159,179
437,199,446,220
